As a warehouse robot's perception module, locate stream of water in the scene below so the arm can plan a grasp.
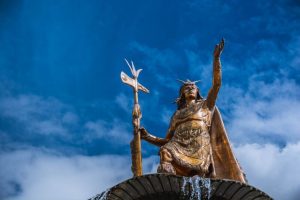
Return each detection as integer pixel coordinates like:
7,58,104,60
181,176,211,200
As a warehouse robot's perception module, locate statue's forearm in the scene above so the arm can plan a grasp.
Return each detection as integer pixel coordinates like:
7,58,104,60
206,57,222,109
142,133,169,147
212,57,222,88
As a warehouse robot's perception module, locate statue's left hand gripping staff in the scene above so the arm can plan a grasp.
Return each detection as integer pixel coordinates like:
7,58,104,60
120,59,150,177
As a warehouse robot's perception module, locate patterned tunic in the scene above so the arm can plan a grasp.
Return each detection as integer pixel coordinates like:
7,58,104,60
162,100,213,174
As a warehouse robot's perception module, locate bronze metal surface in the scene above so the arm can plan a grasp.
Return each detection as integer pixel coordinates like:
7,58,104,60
120,59,149,177
122,39,246,183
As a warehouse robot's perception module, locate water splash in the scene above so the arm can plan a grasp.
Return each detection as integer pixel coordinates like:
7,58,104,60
89,189,109,200
203,178,211,199
181,176,211,200
181,176,190,196
191,176,202,199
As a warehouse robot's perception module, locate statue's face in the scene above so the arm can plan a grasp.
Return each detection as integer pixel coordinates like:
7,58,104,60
182,84,197,100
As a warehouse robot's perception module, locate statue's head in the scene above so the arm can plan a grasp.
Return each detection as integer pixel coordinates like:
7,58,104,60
176,79,203,110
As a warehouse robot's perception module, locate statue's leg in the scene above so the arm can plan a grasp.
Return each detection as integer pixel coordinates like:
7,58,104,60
157,148,176,174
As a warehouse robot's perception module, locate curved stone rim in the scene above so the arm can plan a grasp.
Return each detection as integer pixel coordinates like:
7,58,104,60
89,173,273,200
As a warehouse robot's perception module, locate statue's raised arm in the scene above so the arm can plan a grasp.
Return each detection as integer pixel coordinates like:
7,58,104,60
206,38,224,110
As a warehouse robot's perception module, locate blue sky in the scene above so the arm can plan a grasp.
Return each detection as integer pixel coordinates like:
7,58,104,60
0,0,299,199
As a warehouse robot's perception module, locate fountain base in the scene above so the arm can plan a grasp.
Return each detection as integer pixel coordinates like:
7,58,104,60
88,173,272,200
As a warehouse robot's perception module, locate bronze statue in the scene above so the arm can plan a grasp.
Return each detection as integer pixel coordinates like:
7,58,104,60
121,39,246,183
139,39,247,183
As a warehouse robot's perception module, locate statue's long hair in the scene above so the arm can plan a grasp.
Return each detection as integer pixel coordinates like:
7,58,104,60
175,84,203,110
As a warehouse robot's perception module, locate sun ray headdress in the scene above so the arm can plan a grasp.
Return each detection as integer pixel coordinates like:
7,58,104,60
175,79,203,109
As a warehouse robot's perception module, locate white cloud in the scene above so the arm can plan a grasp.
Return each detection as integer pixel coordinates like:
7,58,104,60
0,94,134,146
215,72,300,200
235,142,300,200
115,93,131,113
62,112,79,125
84,120,131,144
3,143,299,200
0,148,158,200
222,78,300,144
0,95,78,136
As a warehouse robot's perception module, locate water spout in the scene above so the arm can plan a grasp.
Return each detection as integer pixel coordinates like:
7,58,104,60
181,176,211,200
203,178,211,199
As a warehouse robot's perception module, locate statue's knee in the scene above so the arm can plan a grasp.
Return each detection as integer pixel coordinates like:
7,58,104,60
160,148,172,162
158,149,176,174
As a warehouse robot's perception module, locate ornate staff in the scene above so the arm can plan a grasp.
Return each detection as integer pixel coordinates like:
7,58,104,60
120,59,149,177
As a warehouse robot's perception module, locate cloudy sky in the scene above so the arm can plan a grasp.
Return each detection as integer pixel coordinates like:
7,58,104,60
0,0,299,199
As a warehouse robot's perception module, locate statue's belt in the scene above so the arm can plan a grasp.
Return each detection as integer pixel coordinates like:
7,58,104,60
174,128,209,139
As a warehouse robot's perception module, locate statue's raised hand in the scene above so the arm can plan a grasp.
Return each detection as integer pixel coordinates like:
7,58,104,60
214,38,225,58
